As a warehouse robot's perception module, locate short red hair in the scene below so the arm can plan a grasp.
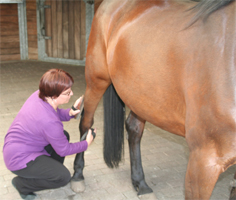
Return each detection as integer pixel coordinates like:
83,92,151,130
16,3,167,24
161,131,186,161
39,69,74,101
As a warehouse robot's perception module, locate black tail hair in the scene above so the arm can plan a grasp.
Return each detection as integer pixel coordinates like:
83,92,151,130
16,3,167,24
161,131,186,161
188,0,234,26
103,84,125,168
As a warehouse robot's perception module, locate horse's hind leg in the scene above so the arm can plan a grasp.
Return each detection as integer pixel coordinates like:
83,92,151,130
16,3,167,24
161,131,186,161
125,111,153,196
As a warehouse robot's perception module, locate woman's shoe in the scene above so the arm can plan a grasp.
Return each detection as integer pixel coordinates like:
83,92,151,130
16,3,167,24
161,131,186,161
12,177,36,200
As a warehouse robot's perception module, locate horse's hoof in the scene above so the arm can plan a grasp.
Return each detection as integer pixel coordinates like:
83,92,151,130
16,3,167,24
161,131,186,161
135,180,153,196
138,192,157,200
70,180,86,193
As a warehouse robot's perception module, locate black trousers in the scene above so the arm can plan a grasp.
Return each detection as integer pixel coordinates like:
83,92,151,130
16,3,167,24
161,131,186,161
12,131,71,195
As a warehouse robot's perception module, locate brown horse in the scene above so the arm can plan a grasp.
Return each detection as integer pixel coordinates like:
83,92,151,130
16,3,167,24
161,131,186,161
71,0,236,199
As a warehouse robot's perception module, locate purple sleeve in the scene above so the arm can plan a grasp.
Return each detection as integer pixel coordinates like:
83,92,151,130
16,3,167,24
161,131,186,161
44,121,88,156
57,108,74,121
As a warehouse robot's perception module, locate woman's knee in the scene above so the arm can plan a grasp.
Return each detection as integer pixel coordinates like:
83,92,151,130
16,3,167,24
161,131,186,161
58,168,71,187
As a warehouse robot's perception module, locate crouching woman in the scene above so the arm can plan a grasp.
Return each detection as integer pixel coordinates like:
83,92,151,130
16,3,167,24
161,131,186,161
3,69,95,199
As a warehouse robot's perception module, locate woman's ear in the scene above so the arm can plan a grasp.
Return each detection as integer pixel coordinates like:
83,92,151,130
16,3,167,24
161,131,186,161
52,95,58,100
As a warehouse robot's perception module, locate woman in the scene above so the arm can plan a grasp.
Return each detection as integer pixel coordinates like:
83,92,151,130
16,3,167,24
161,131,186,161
3,69,95,200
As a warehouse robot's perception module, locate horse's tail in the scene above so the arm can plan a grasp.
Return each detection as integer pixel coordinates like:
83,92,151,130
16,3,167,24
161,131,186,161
187,0,235,27
103,84,125,168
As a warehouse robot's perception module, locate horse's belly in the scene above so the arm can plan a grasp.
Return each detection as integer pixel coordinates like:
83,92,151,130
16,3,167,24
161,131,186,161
108,43,186,136
115,76,186,136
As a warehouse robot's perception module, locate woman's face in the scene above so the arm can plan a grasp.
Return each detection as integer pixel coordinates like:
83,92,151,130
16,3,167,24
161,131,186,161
56,87,73,105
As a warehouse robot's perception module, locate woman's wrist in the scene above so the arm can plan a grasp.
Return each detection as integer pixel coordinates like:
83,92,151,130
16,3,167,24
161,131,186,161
69,109,73,116
69,105,80,117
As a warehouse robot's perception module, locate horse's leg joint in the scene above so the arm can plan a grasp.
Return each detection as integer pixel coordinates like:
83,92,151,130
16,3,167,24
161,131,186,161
125,112,144,142
71,171,84,182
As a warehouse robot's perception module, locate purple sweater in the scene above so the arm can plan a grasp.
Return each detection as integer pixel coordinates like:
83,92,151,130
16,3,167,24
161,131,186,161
3,90,88,171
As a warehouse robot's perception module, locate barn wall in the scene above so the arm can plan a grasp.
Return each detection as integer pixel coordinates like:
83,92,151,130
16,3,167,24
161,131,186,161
0,1,38,62
0,3,21,61
0,0,94,62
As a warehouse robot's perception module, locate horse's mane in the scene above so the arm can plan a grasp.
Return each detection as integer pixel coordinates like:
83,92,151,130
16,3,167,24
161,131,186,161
188,0,235,26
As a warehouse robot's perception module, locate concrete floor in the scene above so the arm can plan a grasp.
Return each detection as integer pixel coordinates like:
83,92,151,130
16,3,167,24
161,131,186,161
0,60,235,200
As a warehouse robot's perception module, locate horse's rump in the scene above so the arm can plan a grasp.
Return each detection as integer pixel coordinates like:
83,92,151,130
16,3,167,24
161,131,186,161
95,0,236,136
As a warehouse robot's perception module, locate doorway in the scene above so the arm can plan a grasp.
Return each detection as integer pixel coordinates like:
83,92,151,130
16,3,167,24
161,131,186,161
37,0,94,65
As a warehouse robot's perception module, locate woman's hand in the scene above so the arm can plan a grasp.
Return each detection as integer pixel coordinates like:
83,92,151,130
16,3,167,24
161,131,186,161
69,96,84,116
86,128,96,146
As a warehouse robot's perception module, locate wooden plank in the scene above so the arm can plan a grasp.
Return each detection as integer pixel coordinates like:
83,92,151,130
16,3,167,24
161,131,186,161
27,28,37,36
0,3,18,17
27,22,37,30
81,0,86,59
28,47,38,54
26,14,37,37
0,26,19,36
0,4,21,62
57,0,63,58
26,18,37,25
0,22,19,28
27,23,37,36
74,0,81,60
26,0,37,10
51,0,57,57
28,43,38,56
0,35,19,43
68,0,74,59
0,4,17,10
0,9,18,16
28,41,38,48
0,42,19,48
0,54,20,61
62,0,69,59
45,0,52,57
27,16,37,23
28,53,38,60
26,10,37,18
0,15,18,23
28,35,37,42
0,48,20,55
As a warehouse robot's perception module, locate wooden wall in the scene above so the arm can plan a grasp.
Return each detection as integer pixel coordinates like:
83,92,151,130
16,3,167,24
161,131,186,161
0,4,20,61
45,0,86,60
0,0,94,62
0,2,38,62
26,0,38,60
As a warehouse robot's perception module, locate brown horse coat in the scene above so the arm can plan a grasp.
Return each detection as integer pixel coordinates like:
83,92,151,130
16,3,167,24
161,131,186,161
74,0,236,199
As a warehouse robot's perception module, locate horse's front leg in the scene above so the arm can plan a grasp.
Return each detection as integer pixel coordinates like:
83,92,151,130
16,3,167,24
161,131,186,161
70,85,108,193
185,140,223,200
70,111,93,193
125,111,153,196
